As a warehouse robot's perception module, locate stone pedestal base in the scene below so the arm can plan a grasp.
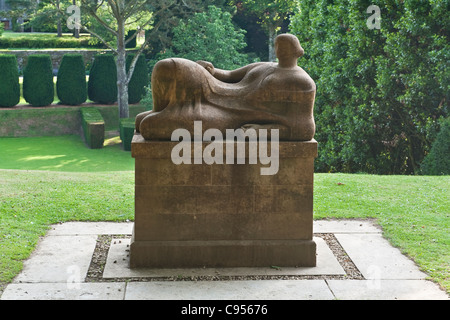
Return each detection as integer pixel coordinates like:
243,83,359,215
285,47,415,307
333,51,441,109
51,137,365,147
130,134,318,268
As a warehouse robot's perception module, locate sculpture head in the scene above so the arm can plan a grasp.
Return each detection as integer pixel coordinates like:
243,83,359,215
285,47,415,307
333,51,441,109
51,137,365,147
274,34,304,66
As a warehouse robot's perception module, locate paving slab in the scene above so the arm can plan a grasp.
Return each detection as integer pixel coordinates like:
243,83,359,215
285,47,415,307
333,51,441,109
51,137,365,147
47,222,133,236
103,237,345,279
327,280,449,300
13,235,97,283
335,233,428,280
1,283,126,300
314,219,382,234
124,280,334,300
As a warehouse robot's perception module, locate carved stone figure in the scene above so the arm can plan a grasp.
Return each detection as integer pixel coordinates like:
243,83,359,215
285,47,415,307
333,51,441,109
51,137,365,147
135,33,316,141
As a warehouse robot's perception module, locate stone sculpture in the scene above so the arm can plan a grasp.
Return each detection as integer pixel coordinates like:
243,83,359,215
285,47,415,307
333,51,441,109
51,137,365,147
135,33,316,141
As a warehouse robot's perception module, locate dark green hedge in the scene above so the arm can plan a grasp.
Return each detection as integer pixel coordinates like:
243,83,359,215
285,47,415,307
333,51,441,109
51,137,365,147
81,107,105,149
126,54,149,104
56,54,87,106
88,54,117,104
290,0,449,174
0,55,20,108
0,37,104,49
125,30,137,49
421,118,450,176
23,54,54,107
119,118,135,151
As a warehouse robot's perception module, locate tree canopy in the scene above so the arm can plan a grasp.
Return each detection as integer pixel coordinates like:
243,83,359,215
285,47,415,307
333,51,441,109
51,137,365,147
290,0,449,175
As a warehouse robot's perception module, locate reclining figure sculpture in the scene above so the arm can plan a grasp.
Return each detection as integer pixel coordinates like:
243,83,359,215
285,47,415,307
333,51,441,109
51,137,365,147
135,33,316,142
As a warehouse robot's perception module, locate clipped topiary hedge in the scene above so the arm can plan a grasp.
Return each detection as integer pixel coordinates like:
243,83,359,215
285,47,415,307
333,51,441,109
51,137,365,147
126,54,149,104
0,37,104,49
119,118,136,151
0,55,20,108
88,54,117,104
56,54,87,106
125,30,137,49
23,54,54,107
81,107,105,149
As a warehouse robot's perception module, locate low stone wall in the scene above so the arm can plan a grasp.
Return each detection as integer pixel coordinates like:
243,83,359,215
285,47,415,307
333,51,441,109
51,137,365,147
1,49,112,72
0,104,147,138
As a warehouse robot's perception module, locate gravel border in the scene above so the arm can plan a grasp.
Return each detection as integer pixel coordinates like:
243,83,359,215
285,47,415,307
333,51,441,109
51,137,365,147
85,234,364,283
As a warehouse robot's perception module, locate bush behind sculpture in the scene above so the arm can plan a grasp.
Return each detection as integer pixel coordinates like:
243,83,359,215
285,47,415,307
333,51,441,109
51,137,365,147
290,0,449,174
421,118,450,175
88,54,117,104
57,54,87,105
0,55,20,107
126,54,149,104
23,55,54,107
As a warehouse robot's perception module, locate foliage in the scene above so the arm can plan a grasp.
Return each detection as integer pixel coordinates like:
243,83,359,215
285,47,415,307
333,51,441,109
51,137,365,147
0,36,102,49
232,0,300,60
56,54,87,105
119,118,135,151
0,55,20,107
150,5,254,71
139,85,153,111
88,54,117,104
0,20,3,36
22,54,54,107
290,0,449,175
1,0,38,31
421,117,450,175
126,54,149,104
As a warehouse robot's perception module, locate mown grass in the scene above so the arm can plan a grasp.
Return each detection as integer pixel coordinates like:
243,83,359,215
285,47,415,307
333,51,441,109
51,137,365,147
0,136,448,295
0,135,134,172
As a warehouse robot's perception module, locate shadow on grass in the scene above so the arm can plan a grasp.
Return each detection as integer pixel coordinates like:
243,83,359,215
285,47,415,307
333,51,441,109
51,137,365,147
0,135,134,172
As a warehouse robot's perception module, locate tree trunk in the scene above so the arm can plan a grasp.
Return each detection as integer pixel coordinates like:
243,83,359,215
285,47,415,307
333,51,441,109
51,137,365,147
117,19,129,120
57,0,62,37
72,0,79,38
268,23,277,62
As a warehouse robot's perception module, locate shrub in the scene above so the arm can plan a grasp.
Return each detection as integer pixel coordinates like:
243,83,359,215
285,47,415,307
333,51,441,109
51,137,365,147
150,5,254,71
81,107,105,149
120,118,135,151
56,54,87,106
23,54,54,107
126,54,149,104
421,118,450,175
88,54,117,104
0,55,20,108
125,30,137,48
290,0,449,174
0,37,103,49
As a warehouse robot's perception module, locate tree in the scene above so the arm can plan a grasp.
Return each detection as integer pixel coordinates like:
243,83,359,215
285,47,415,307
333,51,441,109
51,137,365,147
232,0,300,61
290,0,449,175
153,5,253,70
1,0,37,32
53,0,216,122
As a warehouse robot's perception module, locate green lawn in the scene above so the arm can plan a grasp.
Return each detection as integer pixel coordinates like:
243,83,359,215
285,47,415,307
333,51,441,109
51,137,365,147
0,135,448,295
1,31,91,39
0,135,134,172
